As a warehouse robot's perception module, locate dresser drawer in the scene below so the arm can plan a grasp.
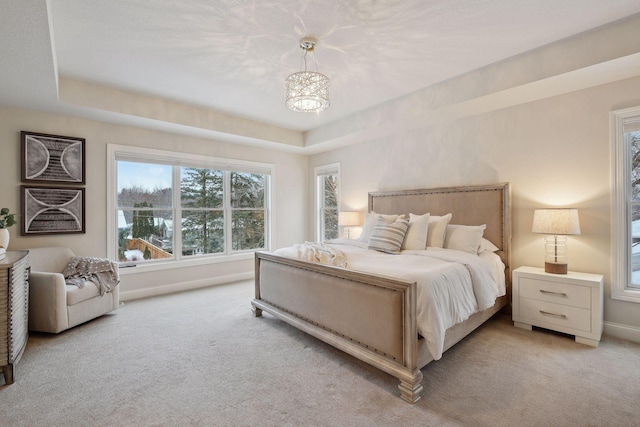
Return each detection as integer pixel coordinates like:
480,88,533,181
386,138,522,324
518,277,591,309
519,298,592,333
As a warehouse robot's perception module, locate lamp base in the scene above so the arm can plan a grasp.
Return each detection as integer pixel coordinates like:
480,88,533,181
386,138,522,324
545,262,568,274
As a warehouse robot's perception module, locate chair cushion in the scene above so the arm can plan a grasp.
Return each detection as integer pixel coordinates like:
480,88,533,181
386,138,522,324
66,283,100,306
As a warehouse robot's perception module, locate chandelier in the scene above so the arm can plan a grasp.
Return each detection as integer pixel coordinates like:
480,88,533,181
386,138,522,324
285,37,330,113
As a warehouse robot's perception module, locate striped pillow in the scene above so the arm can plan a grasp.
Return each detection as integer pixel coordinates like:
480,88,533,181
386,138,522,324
367,217,410,254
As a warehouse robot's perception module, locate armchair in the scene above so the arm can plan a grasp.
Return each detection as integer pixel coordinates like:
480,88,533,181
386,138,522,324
28,247,119,333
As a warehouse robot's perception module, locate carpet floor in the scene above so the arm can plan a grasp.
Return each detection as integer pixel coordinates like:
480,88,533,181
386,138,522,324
1,280,639,426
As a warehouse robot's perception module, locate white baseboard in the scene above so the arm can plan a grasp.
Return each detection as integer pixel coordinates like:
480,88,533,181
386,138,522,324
119,271,254,301
603,321,640,344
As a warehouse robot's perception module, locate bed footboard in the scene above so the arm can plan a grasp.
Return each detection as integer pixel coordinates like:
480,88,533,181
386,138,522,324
251,252,424,403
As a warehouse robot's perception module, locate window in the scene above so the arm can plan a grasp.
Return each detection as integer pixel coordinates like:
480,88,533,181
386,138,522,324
315,163,340,241
611,106,640,302
108,145,271,267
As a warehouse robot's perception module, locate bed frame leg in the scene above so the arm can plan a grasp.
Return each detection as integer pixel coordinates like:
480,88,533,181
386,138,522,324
398,371,423,403
3,364,15,385
251,305,262,317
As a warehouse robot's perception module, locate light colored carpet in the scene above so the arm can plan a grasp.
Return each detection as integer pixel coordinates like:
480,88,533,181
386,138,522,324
1,280,639,427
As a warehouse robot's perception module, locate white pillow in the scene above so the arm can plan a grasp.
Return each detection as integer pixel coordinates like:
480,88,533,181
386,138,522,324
478,237,499,254
368,217,410,254
426,213,452,248
444,224,486,254
359,212,401,243
402,213,430,250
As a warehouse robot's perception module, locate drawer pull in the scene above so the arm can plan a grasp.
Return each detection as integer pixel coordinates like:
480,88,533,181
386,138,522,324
539,310,567,319
539,289,567,297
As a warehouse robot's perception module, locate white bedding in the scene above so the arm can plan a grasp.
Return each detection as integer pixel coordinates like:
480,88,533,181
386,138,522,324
273,239,505,360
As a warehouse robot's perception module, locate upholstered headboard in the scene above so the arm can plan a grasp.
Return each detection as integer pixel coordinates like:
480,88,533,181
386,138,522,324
369,183,512,288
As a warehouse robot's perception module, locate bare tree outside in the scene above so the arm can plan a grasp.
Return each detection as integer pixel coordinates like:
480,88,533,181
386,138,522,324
631,132,640,199
117,162,173,262
322,174,339,240
628,131,640,279
230,172,266,250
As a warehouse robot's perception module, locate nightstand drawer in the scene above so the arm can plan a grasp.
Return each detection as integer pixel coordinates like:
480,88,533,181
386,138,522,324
518,277,591,309
519,298,592,332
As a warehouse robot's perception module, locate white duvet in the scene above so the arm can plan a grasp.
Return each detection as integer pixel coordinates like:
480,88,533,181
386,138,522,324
273,239,505,360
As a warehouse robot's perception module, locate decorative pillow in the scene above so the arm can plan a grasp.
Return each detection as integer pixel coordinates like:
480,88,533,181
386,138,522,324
478,237,499,254
444,224,486,254
358,212,401,243
368,217,410,254
426,213,452,248
402,213,430,250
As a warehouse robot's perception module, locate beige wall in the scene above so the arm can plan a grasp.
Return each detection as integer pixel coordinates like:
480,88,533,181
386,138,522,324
2,13,640,334
0,106,308,299
310,75,640,331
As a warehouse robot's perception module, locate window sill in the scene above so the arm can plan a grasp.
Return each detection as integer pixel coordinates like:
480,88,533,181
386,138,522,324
612,287,640,303
118,252,256,276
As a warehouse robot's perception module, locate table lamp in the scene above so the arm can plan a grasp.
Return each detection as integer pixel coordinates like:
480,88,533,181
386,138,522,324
338,211,361,239
532,208,581,274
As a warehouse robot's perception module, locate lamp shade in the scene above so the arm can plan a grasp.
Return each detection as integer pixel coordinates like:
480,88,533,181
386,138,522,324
532,209,581,235
338,211,361,227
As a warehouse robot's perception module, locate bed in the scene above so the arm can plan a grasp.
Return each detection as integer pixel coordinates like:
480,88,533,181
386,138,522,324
251,183,511,403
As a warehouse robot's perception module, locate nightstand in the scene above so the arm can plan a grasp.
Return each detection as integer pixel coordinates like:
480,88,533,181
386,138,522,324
512,266,603,347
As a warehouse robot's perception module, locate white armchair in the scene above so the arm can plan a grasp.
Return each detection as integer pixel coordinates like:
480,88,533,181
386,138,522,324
28,247,119,333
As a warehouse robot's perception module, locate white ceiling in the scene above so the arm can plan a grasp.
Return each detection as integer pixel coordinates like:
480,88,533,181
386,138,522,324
3,0,640,151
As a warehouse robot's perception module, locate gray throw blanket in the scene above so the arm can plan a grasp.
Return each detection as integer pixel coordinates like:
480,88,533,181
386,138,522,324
63,256,120,296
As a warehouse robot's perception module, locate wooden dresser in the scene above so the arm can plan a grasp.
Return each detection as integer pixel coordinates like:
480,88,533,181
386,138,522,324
0,250,29,385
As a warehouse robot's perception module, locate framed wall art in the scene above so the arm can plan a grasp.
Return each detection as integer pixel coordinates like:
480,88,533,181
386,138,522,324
21,131,86,184
21,186,86,235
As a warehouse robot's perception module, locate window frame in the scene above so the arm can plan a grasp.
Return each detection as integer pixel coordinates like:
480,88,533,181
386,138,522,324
107,144,272,272
314,163,340,241
611,106,640,302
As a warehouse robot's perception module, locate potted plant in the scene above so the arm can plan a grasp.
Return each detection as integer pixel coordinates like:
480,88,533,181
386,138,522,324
0,207,16,250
